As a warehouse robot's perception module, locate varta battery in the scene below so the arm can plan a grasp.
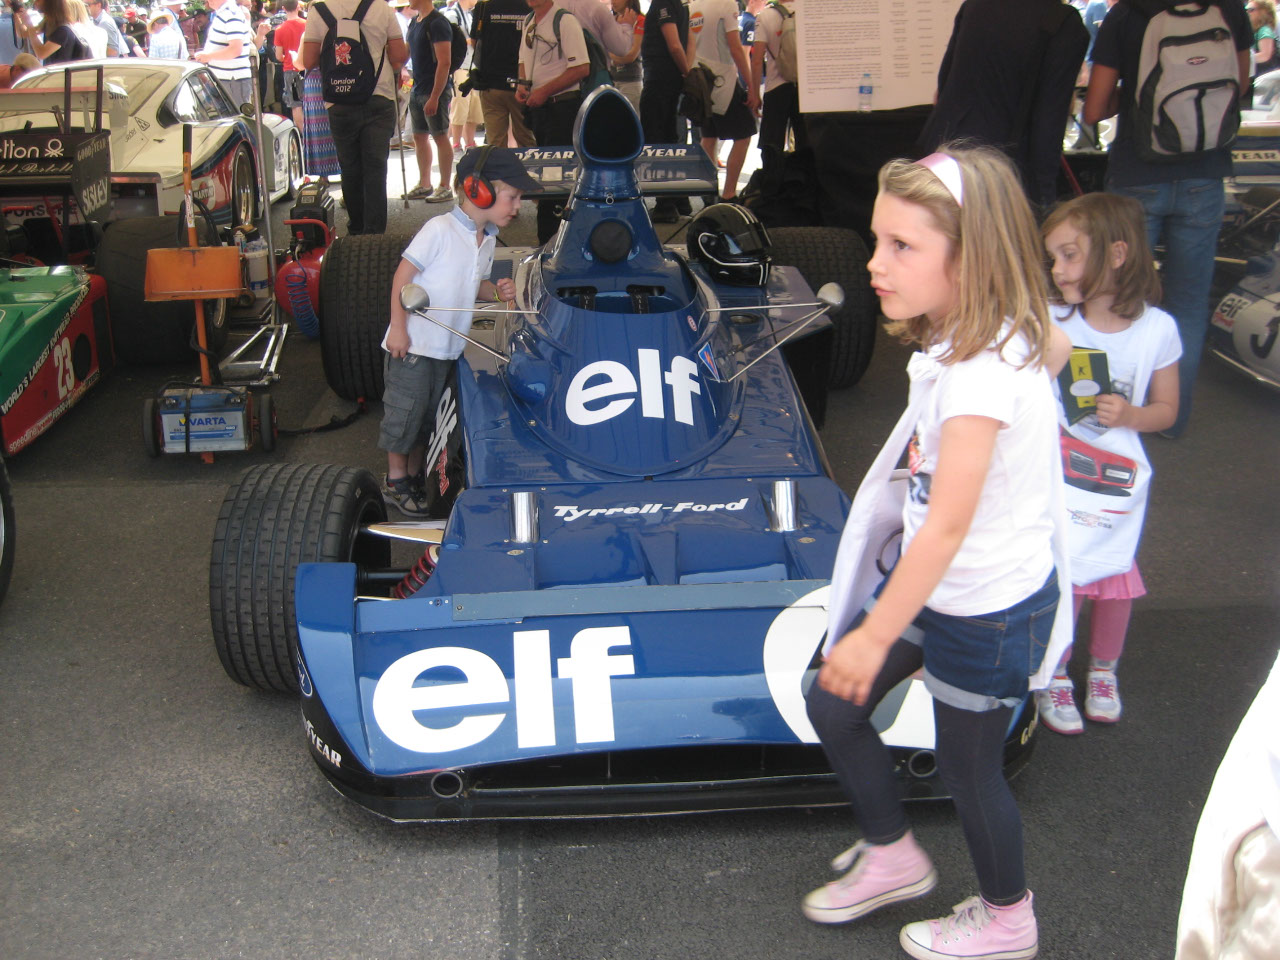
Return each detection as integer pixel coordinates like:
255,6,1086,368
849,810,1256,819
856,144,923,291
156,386,250,454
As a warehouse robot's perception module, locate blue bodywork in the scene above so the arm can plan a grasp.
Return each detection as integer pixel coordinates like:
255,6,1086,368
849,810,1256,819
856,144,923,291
294,88,1036,819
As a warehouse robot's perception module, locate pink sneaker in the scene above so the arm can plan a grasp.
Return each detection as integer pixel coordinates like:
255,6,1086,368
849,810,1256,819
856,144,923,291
801,832,938,924
899,892,1038,960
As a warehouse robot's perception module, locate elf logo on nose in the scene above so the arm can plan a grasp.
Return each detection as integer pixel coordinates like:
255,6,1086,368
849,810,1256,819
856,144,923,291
566,349,701,426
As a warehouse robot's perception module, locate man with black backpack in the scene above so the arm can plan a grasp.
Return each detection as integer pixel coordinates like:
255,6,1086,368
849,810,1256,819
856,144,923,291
406,0,462,201
468,0,538,148
517,0,590,243
1084,0,1252,438
302,0,409,235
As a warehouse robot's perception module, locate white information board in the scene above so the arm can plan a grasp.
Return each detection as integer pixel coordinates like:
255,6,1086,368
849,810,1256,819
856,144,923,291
795,0,964,113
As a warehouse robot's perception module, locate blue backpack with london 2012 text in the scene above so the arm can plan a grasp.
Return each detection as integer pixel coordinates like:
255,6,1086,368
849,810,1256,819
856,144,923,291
1128,0,1242,161
313,0,386,105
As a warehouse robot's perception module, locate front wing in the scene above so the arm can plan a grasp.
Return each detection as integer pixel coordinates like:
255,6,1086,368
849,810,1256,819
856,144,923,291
295,565,1038,821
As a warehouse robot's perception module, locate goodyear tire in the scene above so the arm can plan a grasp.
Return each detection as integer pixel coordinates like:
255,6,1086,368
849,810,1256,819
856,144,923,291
209,463,390,692
319,233,411,401
96,216,230,364
770,226,876,389
0,453,14,605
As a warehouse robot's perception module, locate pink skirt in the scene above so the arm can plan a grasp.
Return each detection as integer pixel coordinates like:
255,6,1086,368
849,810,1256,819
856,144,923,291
1073,561,1146,600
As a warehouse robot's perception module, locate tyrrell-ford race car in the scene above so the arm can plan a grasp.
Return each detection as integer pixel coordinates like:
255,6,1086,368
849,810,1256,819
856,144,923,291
209,88,1038,820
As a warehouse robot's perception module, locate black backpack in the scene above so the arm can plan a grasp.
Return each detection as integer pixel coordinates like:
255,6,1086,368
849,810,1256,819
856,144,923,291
429,8,469,74
313,0,386,105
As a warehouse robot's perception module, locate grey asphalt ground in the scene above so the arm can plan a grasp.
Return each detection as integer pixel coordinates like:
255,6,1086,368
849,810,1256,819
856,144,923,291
1,168,1278,960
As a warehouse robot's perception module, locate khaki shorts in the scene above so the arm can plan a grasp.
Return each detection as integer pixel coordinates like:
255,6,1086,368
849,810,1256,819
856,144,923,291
449,69,486,126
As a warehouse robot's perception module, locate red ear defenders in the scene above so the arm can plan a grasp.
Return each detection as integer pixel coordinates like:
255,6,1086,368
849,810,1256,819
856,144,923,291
462,144,496,209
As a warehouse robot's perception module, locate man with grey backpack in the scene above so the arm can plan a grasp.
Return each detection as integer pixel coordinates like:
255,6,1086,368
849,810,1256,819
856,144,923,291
1084,0,1251,438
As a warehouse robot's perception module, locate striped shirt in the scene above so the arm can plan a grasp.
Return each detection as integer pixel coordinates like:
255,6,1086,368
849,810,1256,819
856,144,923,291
203,1,253,81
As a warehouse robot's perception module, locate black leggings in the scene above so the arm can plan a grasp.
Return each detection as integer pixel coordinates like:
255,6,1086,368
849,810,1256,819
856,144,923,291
806,638,1027,905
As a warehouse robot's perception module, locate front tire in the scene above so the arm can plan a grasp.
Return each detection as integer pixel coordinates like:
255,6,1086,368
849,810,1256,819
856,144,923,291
209,464,390,692
319,233,411,401
770,226,877,389
0,453,14,605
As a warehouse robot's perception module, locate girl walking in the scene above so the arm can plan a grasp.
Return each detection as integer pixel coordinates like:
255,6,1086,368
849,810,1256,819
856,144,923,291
1038,192,1180,733
805,145,1072,960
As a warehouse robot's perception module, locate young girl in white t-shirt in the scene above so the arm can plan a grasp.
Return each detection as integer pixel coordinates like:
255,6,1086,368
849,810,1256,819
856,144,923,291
805,146,1072,960
1039,192,1181,734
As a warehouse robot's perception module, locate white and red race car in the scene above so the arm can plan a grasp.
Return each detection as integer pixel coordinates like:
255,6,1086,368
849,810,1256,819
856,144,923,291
3,59,300,230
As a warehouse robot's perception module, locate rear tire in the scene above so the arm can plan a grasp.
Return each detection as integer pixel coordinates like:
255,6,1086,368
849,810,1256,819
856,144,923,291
770,226,876,388
96,216,230,364
209,463,390,692
0,453,14,605
284,130,303,202
319,233,411,401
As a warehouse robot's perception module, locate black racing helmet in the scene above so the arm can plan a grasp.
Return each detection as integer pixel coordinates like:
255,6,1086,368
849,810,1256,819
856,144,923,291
686,202,773,286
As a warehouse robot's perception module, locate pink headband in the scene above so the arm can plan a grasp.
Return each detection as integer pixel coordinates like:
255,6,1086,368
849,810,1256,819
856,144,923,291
917,152,963,206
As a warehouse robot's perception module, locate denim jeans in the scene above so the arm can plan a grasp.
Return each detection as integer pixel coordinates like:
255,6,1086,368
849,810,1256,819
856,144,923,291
327,95,397,235
1108,178,1225,437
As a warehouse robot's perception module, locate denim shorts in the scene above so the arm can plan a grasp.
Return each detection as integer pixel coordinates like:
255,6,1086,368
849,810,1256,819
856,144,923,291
864,570,1059,712
378,353,454,454
411,87,453,135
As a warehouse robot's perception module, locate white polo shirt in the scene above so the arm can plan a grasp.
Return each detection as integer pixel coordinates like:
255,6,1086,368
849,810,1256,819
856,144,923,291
304,0,401,102
754,1,791,94
519,3,589,92
383,206,498,360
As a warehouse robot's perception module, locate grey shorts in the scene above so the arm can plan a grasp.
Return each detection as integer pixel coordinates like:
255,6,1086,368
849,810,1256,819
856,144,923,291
283,70,303,109
378,353,455,454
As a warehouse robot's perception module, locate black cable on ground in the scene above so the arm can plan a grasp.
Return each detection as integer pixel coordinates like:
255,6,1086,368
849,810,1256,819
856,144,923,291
276,398,368,437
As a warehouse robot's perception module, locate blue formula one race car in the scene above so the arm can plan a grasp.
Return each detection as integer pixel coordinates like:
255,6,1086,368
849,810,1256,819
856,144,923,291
208,88,1039,820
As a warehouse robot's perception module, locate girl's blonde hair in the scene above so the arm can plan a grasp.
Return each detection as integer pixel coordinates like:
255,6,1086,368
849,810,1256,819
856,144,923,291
1041,192,1161,321
878,144,1052,368
67,0,91,25
1255,0,1277,30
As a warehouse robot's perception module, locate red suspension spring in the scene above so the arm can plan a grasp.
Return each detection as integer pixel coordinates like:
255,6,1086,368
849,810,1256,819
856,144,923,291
394,545,438,599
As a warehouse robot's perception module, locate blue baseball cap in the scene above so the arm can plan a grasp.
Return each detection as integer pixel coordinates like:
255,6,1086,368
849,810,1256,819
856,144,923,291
456,146,544,194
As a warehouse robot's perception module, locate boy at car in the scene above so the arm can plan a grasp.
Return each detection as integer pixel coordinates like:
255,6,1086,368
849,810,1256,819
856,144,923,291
378,146,543,515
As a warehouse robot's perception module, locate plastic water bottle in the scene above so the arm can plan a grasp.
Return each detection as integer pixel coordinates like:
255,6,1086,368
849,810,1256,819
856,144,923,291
245,238,270,300
858,73,873,112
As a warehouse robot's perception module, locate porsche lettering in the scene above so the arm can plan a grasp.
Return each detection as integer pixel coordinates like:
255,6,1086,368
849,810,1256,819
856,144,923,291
371,626,635,754
566,349,701,426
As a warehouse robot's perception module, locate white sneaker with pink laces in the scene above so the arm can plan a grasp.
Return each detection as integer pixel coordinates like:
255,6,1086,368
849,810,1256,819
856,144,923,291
899,891,1038,959
1085,668,1122,723
801,831,937,924
1035,678,1083,735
